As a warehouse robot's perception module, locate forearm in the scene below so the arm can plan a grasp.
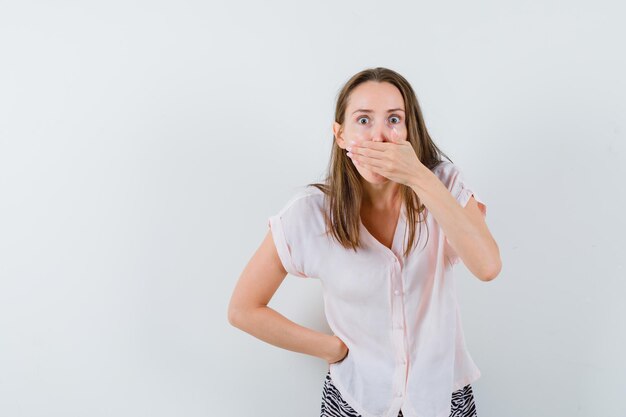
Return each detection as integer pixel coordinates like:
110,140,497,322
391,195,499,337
230,305,336,362
410,167,497,279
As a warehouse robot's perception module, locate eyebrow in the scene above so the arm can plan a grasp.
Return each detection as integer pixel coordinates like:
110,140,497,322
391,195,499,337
352,108,405,114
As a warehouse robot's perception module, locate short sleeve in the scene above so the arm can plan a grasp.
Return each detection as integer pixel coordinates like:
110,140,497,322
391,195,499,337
437,162,487,265
267,193,314,278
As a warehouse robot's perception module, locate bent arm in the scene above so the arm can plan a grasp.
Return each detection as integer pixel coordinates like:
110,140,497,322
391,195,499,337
227,229,345,363
230,303,340,362
410,170,501,281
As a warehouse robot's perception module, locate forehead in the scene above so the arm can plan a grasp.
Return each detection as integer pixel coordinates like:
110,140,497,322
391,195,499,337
347,81,405,110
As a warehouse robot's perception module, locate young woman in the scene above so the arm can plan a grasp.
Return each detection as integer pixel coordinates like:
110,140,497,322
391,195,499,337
228,67,501,417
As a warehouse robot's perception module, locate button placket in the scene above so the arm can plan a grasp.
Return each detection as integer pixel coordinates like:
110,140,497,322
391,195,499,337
390,260,408,398
391,262,405,329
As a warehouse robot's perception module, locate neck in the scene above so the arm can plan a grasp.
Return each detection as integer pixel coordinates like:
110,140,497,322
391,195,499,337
360,180,401,211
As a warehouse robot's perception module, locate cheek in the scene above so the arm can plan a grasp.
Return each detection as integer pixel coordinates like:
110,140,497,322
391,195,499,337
351,134,370,145
344,126,369,141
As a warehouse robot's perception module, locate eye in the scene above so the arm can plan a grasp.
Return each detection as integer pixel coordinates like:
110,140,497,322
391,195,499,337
389,115,401,124
357,116,369,125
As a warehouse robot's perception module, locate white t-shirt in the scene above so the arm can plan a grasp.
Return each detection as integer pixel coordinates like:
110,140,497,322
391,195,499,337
268,160,487,417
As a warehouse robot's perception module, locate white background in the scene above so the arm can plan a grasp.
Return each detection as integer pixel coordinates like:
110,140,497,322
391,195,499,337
1,1,625,416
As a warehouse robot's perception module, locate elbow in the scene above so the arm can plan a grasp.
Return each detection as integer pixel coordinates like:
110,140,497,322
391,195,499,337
479,242,502,282
227,307,238,327
480,269,499,282
228,304,263,328
480,258,502,282
228,306,245,328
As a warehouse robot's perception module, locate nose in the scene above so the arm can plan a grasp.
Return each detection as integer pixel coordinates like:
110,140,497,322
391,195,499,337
372,125,395,142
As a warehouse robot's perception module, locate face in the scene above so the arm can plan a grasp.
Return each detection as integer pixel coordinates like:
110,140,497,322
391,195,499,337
333,81,408,184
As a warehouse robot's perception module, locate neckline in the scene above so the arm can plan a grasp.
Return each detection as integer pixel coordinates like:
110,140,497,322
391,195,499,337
358,203,406,260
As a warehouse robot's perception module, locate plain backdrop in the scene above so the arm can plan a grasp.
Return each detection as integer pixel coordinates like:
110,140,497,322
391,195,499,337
1,1,625,416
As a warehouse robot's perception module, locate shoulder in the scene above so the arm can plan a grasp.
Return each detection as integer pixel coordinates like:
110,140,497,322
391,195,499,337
430,160,464,189
431,160,486,213
273,184,326,218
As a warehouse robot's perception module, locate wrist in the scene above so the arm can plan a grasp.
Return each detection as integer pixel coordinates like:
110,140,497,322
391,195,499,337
320,334,338,363
409,165,435,192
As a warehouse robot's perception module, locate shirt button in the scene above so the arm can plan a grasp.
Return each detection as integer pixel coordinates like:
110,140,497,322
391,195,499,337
394,289,402,296
396,391,403,397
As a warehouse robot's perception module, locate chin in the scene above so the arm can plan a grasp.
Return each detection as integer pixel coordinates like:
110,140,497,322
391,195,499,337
362,171,389,184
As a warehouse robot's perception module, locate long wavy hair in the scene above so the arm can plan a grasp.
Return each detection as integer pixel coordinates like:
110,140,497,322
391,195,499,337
308,67,453,258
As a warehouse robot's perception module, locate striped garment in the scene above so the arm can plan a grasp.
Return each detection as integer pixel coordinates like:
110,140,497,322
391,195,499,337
320,371,478,417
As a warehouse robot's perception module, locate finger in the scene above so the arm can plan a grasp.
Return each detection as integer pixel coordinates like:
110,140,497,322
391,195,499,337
389,126,403,144
350,153,387,170
348,146,385,161
350,140,386,152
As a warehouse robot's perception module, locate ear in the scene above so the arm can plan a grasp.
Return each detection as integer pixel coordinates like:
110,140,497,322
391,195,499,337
333,122,346,149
